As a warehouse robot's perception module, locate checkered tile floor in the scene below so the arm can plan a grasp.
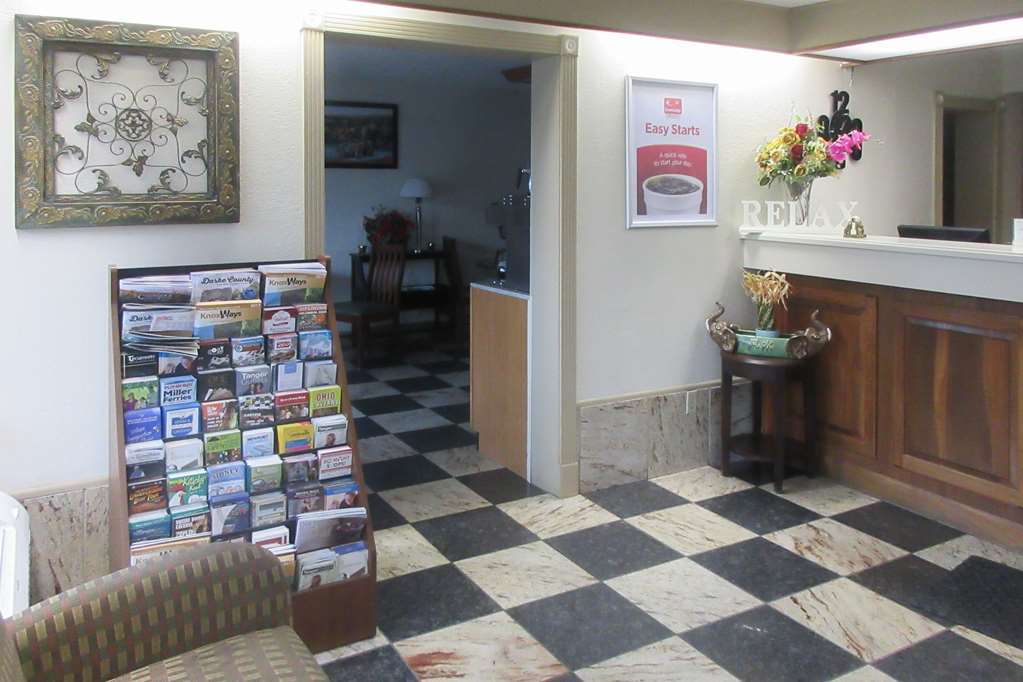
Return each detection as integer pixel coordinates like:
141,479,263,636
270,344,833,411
321,348,1023,681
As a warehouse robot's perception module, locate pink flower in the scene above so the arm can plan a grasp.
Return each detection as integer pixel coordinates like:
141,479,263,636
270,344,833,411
846,130,870,147
826,130,870,163
827,142,849,163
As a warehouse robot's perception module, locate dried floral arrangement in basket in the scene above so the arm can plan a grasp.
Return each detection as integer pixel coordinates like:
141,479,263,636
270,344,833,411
706,269,831,359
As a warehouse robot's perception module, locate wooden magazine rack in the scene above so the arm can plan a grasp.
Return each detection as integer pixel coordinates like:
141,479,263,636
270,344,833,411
107,255,376,653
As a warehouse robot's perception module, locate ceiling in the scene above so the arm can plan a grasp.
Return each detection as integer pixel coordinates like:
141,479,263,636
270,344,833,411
325,37,532,92
741,0,831,6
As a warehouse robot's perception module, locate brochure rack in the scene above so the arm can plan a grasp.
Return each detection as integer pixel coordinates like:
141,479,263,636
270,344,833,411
107,255,376,652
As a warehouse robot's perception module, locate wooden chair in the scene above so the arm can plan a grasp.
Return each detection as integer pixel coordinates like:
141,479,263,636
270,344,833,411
441,236,467,340
335,244,407,367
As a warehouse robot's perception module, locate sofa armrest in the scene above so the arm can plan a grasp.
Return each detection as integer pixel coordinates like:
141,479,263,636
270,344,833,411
7,542,291,682
0,629,26,682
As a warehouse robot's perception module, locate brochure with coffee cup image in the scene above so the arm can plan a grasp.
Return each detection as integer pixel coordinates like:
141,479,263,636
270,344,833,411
626,76,717,228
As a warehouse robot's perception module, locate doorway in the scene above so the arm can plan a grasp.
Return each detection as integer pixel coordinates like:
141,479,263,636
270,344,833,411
935,94,1003,240
300,10,580,496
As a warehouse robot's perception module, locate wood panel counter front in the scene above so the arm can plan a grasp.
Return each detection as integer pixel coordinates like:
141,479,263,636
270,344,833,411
776,275,1023,544
470,284,528,477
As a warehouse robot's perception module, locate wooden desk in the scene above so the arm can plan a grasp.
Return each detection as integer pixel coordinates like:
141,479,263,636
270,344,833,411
775,274,1023,544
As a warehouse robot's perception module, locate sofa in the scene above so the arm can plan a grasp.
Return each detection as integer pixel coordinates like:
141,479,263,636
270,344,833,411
0,542,327,682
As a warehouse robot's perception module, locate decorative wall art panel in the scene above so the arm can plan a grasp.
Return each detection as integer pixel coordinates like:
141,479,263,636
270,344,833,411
14,15,240,228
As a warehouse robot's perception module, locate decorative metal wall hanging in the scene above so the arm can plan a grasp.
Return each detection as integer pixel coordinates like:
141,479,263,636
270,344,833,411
817,90,863,169
14,15,240,228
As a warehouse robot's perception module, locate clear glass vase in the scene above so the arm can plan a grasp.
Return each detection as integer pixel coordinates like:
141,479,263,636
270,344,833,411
786,179,814,227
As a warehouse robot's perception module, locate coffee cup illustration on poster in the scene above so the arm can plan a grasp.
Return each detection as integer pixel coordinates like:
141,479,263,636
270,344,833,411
626,77,717,228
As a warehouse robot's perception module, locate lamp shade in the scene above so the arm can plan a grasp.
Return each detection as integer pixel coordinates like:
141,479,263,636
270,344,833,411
400,178,432,199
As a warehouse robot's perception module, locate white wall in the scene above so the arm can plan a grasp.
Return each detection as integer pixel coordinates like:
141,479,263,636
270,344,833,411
574,31,842,401
1,1,305,495
4,0,1012,493
810,49,1007,240
323,43,531,298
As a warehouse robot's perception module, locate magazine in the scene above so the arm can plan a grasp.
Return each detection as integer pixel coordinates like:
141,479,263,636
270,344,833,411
119,275,192,305
190,269,260,304
259,262,327,306
292,507,367,554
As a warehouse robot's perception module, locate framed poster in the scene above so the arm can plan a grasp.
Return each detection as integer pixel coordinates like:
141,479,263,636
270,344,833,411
325,101,398,169
626,76,717,228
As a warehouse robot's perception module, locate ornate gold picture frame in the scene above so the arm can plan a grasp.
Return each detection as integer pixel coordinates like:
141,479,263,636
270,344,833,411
14,15,240,228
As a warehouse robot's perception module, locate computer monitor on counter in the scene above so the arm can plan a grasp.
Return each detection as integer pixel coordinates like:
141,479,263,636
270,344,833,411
897,225,991,243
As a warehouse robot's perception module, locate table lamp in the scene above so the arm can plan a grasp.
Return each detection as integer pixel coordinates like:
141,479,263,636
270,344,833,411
400,178,432,252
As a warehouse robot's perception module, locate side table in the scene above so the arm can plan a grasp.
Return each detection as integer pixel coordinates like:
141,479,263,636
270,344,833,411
719,349,817,493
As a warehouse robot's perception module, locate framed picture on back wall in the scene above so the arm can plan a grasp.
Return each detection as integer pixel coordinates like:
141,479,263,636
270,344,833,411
325,101,399,169
626,76,718,228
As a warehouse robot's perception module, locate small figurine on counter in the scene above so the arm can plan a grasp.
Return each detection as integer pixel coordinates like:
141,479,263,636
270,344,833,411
843,216,866,239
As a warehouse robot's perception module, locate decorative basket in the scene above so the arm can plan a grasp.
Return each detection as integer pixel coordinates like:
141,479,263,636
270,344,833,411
735,330,795,358
706,304,831,360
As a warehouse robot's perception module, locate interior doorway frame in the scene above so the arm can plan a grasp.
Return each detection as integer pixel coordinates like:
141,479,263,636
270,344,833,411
300,10,581,496
933,92,1004,240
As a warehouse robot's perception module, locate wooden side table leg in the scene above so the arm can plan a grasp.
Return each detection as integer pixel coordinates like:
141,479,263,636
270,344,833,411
803,364,817,478
721,367,733,477
773,381,786,493
752,381,762,438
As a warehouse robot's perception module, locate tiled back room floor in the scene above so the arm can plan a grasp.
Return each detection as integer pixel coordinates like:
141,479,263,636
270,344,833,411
321,339,1023,681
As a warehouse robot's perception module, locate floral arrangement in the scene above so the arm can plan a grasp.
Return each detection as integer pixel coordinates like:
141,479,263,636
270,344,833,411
362,205,413,247
756,118,870,188
742,269,792,332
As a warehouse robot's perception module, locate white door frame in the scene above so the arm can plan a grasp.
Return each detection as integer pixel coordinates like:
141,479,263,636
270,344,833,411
300,10,580,496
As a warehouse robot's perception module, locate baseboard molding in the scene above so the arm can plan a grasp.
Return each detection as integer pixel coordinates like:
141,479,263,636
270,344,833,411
12,477,109,502
577,377,746,410
823,456,1023,549
559,461,580,497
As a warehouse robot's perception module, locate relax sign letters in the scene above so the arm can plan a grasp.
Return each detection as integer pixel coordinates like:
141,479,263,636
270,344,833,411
740,200,859,230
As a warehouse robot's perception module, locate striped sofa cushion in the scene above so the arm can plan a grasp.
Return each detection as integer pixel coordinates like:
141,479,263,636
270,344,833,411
113,626,327,682
8,543,292,682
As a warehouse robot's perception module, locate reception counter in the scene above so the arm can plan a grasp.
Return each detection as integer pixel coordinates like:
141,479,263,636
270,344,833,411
742,230,1023,544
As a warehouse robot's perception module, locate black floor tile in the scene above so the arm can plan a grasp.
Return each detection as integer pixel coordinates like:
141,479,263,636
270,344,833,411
851,555,957,625
458,468,543,505
584,480,688,518
876,630,1022,681
431,402,470,424
726,458,804,486
363,455,450,492
376,564,500,641
352,394,424,417
354,416,387,439
546,521,682,580
691,537,838,602
396,425,477,453
508,583,672,670
322,645,416,681
368,493,407,531
415,360,470,374
698,488,820,535
343,369,376,385
387,375,450,393
683,605,862,682
414,506,537,561
832,502,962,552
548,674,583,682
940,557,1023,649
